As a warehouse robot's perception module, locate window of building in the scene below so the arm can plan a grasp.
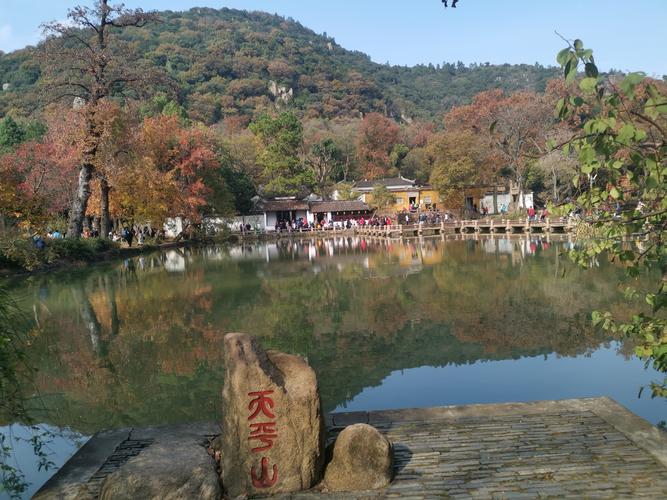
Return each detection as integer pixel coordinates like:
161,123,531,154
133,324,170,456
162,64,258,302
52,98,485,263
424,196,432,204
395,197,403,205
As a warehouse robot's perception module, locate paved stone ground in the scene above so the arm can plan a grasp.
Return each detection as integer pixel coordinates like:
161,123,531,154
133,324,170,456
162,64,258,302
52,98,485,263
35,397,667,499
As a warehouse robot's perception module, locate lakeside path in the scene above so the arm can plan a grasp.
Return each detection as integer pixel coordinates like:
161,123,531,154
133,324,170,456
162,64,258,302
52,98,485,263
36,397,667,499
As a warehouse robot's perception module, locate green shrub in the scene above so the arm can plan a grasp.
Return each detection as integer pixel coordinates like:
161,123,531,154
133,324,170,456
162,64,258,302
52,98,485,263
49,238,118,261
0,235,120,271
0,237,52,271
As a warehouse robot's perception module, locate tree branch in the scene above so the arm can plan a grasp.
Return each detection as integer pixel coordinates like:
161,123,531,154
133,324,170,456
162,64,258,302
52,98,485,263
629,110,667,139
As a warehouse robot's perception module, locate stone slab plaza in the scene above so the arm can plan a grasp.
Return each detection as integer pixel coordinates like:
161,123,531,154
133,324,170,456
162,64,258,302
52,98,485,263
35,396,667,499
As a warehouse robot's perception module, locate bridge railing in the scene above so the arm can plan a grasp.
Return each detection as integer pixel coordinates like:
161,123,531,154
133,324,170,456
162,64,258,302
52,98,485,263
435,216,566,230
238,217,572,238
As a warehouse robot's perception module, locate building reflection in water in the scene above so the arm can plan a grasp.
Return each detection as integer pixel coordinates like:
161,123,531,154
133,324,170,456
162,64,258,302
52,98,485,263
7,233,649,440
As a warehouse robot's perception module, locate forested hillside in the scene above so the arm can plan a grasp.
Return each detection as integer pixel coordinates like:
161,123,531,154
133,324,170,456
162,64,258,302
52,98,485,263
0,7,558,123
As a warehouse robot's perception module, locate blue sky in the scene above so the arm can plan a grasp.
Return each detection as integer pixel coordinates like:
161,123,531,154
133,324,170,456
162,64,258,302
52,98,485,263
1,0,666,76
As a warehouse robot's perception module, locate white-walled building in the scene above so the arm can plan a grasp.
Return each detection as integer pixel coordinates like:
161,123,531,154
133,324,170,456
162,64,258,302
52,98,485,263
162,198,374,235
260,198,372,230
480,191,534,214
261,199,311,229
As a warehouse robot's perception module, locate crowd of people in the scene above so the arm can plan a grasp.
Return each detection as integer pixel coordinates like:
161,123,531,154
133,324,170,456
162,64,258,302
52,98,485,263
273,215,395,233
268,210,467,233
398,208,460,225
525,206,550,222
473,204,551,222
28,203,572,250
30,224,163,250
110,225,162,247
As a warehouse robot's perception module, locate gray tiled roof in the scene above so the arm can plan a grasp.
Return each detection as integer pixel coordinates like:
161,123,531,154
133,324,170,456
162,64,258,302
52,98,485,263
260,200,310,211
310,201,371,213
354,177,415,189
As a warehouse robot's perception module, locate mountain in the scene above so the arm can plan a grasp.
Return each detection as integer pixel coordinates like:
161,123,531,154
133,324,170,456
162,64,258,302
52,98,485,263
0,7,559,124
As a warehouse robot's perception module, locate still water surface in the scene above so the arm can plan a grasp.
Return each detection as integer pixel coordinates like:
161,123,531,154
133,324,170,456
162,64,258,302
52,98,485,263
5,234,666,497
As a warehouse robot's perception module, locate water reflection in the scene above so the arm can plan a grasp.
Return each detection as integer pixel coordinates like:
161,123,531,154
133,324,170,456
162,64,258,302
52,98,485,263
7,235,663,438
0,424,87,499
337,343,663,423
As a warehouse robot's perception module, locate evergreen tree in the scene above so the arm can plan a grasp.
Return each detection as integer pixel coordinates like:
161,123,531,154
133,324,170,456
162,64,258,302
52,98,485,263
0,117,26,152
250,112,314,197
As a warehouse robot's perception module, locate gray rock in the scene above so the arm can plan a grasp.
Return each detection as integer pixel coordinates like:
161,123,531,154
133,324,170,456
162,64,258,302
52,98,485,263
99,426,221,500
72,96,85,109
323,423,393,491
221,333,325,497
267,80,293,105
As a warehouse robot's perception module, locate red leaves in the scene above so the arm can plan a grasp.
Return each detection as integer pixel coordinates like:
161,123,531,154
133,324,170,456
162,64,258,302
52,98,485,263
0,123,79,227
356,113,400,179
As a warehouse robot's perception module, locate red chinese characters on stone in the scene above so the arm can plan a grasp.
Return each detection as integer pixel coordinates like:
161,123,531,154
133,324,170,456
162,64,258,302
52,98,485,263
249,422,278,452
251,457,279,488
248,390,276,420
248,390,279,488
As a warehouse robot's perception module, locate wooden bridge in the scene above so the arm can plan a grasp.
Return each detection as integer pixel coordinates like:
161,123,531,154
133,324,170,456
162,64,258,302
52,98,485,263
355,218,573,238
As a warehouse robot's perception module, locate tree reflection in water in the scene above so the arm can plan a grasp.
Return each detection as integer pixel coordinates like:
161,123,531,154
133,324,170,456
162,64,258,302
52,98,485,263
5,234,664,495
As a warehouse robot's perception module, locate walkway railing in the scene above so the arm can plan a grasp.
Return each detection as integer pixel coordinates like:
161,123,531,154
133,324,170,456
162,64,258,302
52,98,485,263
354,218,573,237
234,218,574,239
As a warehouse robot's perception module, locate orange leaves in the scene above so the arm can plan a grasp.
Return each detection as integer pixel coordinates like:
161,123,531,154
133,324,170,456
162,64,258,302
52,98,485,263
79,110,222,223
0,99,226,229
442,89,553,186
444,89,505,133
112,115,219,222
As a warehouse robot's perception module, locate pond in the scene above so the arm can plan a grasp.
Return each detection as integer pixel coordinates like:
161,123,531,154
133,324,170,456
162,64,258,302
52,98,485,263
3,234,666,497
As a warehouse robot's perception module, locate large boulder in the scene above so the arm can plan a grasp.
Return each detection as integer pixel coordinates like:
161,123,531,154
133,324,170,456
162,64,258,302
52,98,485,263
221,333,325,497
323,423,393,491
99,425,221,500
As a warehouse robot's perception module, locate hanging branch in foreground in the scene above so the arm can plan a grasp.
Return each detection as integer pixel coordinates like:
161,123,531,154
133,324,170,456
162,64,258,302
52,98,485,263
553,38,667,397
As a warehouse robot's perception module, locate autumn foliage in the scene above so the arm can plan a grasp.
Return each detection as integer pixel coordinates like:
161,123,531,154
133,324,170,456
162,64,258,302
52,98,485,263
0,105,229,232
114,115,219,222
355,113,400,179
0,111,80,228
6,64,656,234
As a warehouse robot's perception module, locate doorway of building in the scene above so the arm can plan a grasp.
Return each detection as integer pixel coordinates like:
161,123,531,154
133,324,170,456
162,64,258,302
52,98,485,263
277,210,294,222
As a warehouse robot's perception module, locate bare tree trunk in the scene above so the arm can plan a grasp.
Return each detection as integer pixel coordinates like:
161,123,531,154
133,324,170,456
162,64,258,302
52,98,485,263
552,165,558,203
72,285,101,355
43,2,159,239
100,177,110,239
67,102,102,238
104,275,119,337
67,162,93,238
